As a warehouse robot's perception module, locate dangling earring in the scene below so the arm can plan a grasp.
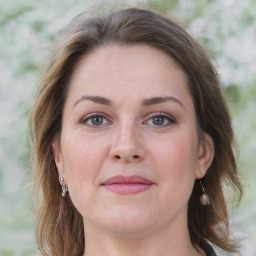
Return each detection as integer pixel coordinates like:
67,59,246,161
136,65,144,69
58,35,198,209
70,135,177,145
200,180,210,205
59,177,68,197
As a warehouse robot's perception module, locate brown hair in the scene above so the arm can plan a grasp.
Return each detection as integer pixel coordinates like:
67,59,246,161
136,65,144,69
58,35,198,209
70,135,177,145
30,7,242,255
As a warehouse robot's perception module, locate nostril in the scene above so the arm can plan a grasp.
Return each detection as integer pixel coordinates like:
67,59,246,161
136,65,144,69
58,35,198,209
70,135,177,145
133,155,139,159
114,155,121,159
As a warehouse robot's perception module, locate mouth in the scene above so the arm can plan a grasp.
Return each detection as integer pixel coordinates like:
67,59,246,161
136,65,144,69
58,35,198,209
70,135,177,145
101,175,154,195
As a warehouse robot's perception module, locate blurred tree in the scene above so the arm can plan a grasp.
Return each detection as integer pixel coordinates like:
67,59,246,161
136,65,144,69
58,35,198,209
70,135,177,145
0,0,255,254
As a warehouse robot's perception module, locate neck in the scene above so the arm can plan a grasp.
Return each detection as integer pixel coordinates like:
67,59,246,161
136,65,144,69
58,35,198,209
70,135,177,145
82,216,205,256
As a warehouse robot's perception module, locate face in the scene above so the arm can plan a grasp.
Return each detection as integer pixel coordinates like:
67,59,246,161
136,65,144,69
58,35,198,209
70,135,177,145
53,44,214,238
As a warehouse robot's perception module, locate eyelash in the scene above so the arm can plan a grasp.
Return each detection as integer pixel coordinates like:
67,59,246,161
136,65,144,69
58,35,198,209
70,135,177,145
80,112,175,128
80,113,111,128
143,112,176,128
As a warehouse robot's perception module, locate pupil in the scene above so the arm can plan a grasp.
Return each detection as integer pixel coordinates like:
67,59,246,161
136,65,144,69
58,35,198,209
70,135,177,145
92,116,103,125
153,117,164,125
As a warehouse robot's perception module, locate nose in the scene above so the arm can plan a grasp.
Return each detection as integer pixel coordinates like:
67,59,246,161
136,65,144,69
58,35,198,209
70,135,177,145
109,124,146,163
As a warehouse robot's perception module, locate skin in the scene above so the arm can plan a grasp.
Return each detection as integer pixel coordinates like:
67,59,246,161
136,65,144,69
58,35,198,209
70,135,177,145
53,44,214,256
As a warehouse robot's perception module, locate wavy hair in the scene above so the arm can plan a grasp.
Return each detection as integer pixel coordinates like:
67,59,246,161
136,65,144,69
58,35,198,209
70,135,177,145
30,7,242,255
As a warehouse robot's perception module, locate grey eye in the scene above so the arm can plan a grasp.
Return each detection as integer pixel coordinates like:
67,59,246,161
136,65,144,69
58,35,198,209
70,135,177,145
81,114,109,127
143,113,175,127
152,116,165,125
91,116,104,125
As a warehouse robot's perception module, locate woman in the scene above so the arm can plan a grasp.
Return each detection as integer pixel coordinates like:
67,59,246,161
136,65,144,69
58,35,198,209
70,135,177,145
30,7,242,256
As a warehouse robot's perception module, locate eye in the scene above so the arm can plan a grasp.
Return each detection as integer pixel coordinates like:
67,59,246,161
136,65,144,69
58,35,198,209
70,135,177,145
81,113,111,127
143,113,175,127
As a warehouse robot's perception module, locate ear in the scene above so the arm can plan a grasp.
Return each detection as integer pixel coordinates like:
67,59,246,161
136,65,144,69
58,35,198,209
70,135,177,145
195,132,215,179
52,140,65,178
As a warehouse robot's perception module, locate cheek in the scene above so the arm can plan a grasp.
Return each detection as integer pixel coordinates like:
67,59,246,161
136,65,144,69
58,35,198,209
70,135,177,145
153,140,197,213
150,132,198,192
60,135,106,213
61,134,106,186
153,133,198,170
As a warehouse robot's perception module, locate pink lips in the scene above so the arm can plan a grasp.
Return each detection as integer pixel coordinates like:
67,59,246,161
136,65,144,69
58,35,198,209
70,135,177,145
102,175,154,194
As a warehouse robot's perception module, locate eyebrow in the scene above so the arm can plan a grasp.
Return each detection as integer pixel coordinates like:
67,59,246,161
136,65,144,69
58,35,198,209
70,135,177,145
73,95,184,108
142,96,184,107
73,95,112,108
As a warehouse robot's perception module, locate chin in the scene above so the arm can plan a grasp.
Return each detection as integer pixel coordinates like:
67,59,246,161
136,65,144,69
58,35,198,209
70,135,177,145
98,205,155,236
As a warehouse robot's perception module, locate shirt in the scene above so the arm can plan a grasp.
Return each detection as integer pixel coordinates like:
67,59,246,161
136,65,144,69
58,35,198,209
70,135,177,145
200,241,217,256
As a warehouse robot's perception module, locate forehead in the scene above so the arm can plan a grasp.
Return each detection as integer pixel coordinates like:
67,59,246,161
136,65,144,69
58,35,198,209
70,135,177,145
67,44,191,106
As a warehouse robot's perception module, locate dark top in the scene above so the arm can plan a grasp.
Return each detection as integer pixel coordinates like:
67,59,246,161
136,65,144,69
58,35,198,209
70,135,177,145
200,241,217,256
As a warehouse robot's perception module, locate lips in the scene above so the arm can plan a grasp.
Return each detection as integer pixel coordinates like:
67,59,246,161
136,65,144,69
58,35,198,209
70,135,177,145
102,175,154,194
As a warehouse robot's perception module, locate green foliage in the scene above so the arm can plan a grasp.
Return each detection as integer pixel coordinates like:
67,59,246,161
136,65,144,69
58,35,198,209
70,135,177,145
148,0,179,11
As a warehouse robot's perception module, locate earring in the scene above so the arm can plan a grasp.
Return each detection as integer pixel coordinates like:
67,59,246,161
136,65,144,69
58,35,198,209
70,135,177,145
200,180,210,205
59,177,68,197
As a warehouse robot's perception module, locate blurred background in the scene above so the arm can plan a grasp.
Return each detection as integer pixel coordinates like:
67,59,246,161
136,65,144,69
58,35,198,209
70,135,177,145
0,0,255,255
